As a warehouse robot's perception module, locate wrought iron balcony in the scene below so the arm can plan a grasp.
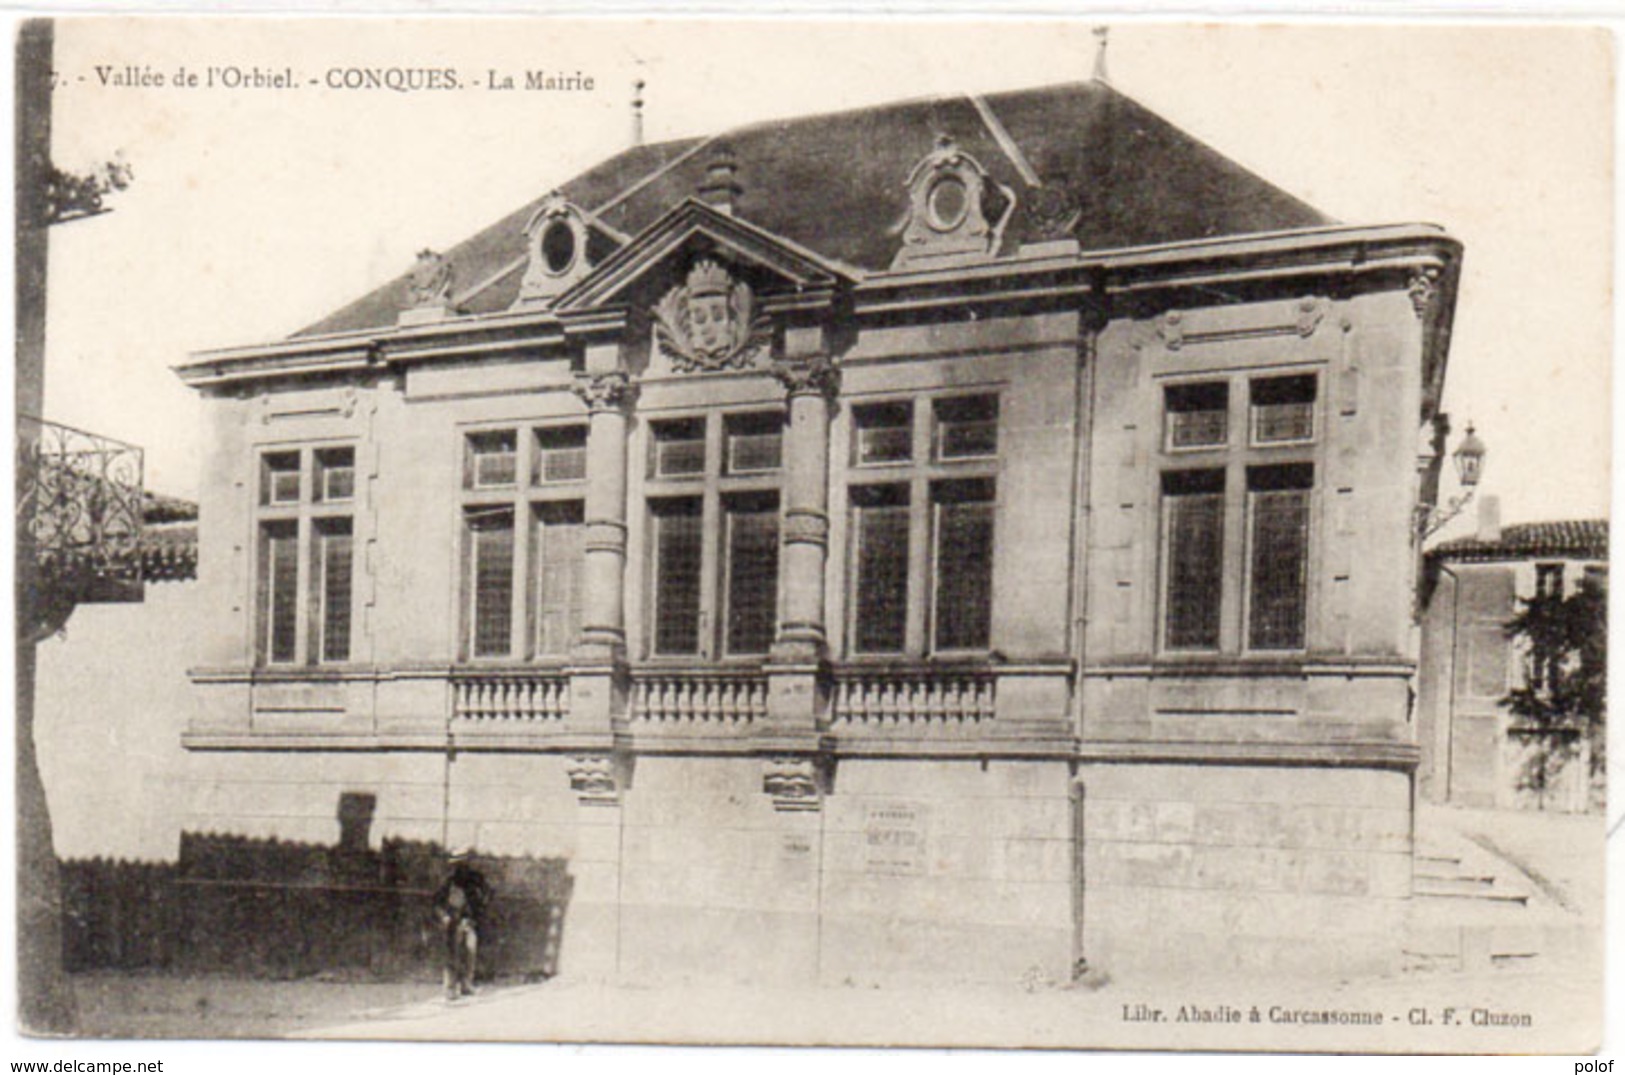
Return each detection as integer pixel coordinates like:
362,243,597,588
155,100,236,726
16,416,145,634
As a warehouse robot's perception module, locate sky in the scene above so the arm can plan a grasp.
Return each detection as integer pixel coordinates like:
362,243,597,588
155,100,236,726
38,19,1614,535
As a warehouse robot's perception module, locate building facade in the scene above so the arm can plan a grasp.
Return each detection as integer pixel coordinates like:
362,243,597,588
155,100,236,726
1418,513,1608,814
174,80,1462,983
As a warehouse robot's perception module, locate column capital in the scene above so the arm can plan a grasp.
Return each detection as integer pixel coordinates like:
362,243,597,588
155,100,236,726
572,369,636,412
771,355,839,400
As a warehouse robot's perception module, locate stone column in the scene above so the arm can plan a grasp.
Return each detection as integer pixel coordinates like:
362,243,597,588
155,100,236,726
572,368,634,660
568,367,634,754
771,353,839,660
759,350,837,772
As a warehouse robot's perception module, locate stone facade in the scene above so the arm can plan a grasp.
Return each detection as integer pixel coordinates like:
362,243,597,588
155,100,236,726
173,81,1462,983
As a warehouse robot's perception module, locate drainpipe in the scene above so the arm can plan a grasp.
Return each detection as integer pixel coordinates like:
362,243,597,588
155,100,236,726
1433,561,1463,804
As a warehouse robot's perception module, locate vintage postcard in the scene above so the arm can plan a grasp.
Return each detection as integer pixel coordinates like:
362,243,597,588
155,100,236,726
9,15,1614,1057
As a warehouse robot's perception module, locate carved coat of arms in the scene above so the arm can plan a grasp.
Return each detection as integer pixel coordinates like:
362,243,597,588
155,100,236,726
652,259,771,372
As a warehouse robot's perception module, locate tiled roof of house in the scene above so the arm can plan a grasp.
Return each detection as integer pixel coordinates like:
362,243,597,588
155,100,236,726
139,494,198,583
142,490,197,525
296,79,1333,338
1429,519,1609,563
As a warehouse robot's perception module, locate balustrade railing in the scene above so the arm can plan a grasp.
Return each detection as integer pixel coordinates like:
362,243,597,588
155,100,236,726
452,673,569,722
630,669,767,725
831,669,995,726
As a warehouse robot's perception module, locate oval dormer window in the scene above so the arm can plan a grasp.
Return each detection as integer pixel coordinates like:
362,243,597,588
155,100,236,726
541,220,577,275
926,175,969,232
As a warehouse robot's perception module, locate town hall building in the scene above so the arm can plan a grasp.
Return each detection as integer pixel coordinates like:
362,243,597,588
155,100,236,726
174,78,1463,983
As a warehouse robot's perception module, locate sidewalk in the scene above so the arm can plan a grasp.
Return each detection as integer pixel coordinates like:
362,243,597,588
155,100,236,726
299,961,1602,1052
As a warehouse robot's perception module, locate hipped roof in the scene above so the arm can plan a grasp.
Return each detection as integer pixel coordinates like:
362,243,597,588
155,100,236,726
297,79,1332,339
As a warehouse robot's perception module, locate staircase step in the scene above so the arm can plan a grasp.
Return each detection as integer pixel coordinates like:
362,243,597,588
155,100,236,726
1414,890,1529,906
1414,874,1498,893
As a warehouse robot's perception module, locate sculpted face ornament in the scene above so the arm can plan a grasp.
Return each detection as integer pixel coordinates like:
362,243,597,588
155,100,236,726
652,259,771,372
407,248,454,308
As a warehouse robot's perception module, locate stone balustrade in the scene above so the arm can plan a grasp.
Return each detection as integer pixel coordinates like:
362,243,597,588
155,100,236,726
831,668,996,726
452,672,569,722
630,668,768,725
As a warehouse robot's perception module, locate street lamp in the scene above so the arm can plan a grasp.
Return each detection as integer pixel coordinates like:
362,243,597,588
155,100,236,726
1419,421,1488,539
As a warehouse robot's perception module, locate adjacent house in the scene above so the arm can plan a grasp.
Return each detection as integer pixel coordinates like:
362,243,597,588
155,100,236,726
172,79,1463,982
1418,507,1608,813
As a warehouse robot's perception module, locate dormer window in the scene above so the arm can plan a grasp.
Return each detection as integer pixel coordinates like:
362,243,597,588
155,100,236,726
512,193,595,309
540,219,578,276
927,175,970,231
892,135,1010,270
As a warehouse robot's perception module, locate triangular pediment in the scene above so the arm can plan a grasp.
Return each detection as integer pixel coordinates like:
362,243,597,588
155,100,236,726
554,198,856,314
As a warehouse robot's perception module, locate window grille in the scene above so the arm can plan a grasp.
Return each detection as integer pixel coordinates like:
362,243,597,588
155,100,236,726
853,402,913,466
467,431,518,489
934,395,999,461
534,426,587,484
535,503,584,656
1246,465,1312,650
724,496,780,655
317,520,353,662
262,452,301,505
851,487,910,654
1164,382,1229,450
1250,375,1317,445
724,412,784,475
652,419,707,478
263,522,300,663
932,481,995,652
1162,471,1225,650
652,500,704,655
468,510,515,658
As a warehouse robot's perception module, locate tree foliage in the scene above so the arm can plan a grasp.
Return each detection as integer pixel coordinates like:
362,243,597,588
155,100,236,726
1501,571,1607,802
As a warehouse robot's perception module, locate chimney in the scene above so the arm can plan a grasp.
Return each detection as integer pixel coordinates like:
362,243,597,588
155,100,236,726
630,78,645,148
1476,494,1502,544
698,143,742,216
